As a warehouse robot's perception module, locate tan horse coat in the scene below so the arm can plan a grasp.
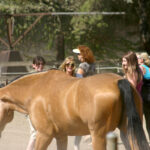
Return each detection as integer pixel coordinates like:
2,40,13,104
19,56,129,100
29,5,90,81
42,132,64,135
0,70,149,150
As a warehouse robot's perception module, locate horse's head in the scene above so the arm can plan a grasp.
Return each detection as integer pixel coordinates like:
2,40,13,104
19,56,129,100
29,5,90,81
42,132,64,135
0,100,14,137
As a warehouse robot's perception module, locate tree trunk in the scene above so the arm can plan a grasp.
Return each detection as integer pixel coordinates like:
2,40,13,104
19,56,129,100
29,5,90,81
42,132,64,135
6,16,13,50
137,0,150,54
55,32,65,61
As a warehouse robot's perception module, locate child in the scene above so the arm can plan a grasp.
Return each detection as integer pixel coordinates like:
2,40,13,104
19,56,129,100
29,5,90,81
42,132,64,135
26,56,46,150
32,56,46,72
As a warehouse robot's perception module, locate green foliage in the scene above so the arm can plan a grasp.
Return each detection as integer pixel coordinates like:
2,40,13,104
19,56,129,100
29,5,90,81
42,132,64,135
70,0,108,49
1,0,149,61
0,0,128,54
0,1,52,14
71,15,107,42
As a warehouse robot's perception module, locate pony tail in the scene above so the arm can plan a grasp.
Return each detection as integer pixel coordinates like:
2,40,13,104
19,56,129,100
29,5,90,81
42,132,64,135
118,79,149,150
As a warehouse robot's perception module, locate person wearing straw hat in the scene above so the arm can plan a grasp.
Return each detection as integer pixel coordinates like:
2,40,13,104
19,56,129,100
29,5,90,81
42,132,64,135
72,45,96,150
72,45,96,78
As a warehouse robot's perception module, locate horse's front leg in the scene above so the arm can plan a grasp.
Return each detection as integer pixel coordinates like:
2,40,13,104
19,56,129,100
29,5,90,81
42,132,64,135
56,135,68,150
35,131,53,150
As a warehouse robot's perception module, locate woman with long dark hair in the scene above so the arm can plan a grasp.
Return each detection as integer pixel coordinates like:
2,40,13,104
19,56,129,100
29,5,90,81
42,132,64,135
122,51,143,94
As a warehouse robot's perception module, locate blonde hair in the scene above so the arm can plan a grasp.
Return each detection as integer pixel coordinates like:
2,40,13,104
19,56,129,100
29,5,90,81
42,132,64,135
59,56,76,73
140,52,150,66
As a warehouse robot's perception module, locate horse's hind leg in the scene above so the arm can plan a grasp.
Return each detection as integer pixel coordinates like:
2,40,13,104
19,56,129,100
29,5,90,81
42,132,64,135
35,132,53,150
56,135,68,150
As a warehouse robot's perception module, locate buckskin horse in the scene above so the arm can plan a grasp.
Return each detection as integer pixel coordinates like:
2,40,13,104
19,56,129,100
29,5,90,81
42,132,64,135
0,69,149,150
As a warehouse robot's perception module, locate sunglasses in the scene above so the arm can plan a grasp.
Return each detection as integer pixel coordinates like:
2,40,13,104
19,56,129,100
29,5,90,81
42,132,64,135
37,63,44,66
66,63,74,67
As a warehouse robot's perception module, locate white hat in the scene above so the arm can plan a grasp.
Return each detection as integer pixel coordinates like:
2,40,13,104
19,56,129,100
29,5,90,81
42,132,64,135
72,49,80,54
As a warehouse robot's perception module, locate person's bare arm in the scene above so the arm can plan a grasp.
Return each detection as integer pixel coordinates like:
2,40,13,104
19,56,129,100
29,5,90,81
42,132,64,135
127,73,138,88
77,68,84,75
76,68,84,78
140,66,146,75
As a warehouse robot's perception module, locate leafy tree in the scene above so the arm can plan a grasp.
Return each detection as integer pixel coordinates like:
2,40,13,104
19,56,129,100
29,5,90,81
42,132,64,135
1,0,150,61
133,0,150,54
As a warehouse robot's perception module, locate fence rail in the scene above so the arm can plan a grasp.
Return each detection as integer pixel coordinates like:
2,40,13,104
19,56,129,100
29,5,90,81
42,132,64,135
0,61,122,84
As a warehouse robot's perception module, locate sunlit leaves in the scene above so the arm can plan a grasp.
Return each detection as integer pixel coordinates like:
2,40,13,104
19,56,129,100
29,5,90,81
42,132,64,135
0,1,52,14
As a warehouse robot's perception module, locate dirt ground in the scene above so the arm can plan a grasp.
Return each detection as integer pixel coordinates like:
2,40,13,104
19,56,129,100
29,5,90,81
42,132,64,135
0,112,149,150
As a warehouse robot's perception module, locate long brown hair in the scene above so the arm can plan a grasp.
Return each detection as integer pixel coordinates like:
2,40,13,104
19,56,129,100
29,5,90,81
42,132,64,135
122,51,143,83
77,45,95,63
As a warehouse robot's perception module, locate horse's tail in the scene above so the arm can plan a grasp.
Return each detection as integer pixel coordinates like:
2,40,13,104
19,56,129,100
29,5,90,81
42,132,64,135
118,79,149,150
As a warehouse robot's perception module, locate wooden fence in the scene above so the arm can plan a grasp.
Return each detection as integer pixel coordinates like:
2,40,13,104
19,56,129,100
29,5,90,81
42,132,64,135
0,61,122,84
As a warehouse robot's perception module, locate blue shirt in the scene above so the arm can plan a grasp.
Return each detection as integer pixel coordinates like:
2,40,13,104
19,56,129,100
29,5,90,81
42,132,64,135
141,64,150,79
76,73,83,78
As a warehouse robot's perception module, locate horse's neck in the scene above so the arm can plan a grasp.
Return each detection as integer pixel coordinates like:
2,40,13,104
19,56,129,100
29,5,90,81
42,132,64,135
6,102,27,114
0,88,28,114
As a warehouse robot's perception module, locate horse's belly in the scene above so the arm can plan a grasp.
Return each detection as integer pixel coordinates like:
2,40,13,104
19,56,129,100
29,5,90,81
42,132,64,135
55,120,89,136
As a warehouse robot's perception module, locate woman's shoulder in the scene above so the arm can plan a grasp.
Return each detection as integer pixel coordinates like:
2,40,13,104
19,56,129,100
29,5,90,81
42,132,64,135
79,62,89,66
79,62,89,69
141,64,149,68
